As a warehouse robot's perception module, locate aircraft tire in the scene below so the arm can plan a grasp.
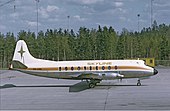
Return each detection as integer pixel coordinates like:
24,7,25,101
89,83,95,88
137,82,141,86
137,79,141,86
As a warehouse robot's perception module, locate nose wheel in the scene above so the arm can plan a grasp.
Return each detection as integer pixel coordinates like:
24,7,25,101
137,79,141,86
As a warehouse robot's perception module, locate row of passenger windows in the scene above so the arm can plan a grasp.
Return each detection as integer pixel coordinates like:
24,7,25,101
58,66,118,71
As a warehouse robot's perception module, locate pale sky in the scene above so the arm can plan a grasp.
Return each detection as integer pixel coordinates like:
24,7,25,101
0,0,170,35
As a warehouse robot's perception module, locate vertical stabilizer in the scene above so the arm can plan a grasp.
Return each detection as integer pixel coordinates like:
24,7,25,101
12,40,36,67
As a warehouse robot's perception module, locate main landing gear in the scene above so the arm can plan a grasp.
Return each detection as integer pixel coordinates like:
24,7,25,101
137,79,141,86
87,79,101,88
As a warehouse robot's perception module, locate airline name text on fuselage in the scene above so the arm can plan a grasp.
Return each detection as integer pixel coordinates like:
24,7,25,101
87,62,112,66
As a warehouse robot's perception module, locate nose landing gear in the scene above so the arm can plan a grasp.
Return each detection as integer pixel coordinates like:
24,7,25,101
137,79,141,86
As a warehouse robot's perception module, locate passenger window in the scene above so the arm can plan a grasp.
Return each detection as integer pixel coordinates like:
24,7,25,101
102,66,105,70
77,66,80,70
59,67,61,71
115,66,118,70
108,66,111,70
65,67,68,71
96,66,98,70
90,66,92,70
71,67,74,71
84,66,86,70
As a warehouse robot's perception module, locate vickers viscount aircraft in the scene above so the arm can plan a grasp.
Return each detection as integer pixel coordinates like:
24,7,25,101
10,40,158,88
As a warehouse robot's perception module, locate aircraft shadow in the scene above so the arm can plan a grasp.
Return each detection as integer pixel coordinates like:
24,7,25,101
0,84,71,89
0,82,146,92
69,81,90,92
97,84,147,86
0,82,89,92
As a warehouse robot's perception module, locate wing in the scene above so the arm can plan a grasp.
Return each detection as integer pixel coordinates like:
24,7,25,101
70,72,124,80
77,73,102,80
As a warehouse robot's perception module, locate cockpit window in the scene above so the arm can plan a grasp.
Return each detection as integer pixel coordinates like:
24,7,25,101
143,60,146,65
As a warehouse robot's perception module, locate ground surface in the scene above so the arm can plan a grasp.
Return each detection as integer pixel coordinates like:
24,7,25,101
0,68,170,110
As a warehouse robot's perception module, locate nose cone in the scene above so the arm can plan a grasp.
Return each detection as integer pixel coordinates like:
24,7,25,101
153,68,158,75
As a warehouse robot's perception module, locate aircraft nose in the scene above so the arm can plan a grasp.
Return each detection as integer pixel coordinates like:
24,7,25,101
153,68,158,75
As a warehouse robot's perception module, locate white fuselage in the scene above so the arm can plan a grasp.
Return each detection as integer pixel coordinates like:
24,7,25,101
15,59,154,80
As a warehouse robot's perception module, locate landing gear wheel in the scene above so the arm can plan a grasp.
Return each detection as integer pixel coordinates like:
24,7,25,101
137,82,141,86
137,80,141,86
87,79,101,88
89,83,95,88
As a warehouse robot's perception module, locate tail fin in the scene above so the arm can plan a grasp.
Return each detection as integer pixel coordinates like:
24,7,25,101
12,40,36,68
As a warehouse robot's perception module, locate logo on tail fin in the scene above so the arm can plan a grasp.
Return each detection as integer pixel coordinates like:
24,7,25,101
18,46,25,59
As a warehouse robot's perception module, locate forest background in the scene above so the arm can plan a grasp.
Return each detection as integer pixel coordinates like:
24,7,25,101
0,21,170,68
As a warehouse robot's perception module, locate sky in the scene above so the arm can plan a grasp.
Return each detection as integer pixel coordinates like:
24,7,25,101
0,0,170,35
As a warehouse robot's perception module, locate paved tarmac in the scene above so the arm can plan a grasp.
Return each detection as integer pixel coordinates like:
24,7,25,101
0,67,170,110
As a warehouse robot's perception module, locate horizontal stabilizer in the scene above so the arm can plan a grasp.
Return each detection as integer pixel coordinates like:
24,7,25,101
11,60,27,69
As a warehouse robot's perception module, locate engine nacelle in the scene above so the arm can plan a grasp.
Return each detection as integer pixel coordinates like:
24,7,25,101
99,73,124,80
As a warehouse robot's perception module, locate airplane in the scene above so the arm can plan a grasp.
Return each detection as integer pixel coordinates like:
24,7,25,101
10,40,158,88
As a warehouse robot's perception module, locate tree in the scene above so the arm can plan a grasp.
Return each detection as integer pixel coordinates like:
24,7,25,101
0,23,170,68
0,33,5,68
116,35,124,59
159,36,169,60
4,32,16,67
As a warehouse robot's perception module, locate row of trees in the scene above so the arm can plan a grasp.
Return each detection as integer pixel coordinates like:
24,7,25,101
0,21,170,68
